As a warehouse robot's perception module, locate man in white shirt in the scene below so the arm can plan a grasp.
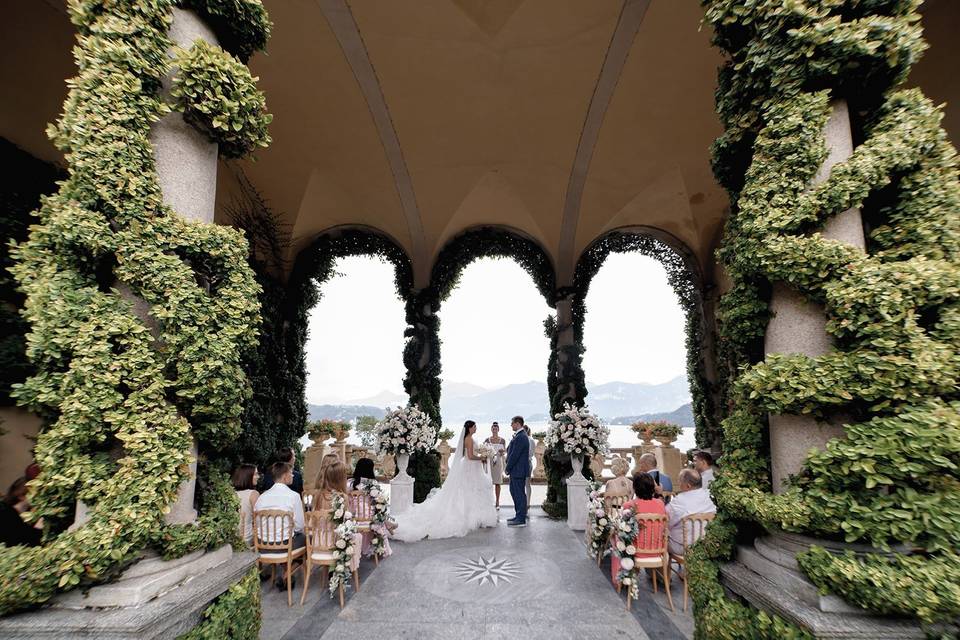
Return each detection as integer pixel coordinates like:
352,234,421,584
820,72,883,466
665,468,716,555
254,462,305,548
693,450,716,488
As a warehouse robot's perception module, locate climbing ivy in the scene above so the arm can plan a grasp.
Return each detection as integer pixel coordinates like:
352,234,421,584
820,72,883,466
0,0,270,615
177,566,261,640
693,0,959,635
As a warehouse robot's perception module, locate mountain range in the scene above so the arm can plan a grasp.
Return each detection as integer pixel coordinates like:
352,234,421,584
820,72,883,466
308,375,692,425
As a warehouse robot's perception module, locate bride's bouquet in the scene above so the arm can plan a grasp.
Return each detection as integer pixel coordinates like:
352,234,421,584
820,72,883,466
374,405,437,455
545,403,610,457
475,442,494,461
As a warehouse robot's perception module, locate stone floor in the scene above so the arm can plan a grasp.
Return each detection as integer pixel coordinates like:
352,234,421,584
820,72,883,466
260,507,693,640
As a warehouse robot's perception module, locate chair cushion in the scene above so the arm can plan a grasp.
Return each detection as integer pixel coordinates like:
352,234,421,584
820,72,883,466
633,556,666,568
310,550,336,562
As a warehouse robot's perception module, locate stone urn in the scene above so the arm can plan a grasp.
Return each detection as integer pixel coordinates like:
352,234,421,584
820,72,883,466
570,453,586,480
656,433,678,446
395,452,412,481
635,427,655,446
333,428,349,443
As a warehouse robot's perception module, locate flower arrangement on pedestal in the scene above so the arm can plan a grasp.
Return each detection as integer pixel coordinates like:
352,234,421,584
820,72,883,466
374,405,437,481
356,479,391,559
586,481,611,561
545,403,610,477
612,507,644,601
630,420,682,445
437,428,455,443
328,492,359,598
309,419,350,442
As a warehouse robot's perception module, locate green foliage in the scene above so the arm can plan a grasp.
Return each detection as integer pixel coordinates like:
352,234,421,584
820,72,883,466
356,415,380,448
178,0,272,62
171,40,272,158
177,566,261,639
702,0,960,632
0,0,269,614
798,547,960,624
0,139,62,405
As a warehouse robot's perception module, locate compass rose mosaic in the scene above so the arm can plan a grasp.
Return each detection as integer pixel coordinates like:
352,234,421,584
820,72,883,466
454,555,521,586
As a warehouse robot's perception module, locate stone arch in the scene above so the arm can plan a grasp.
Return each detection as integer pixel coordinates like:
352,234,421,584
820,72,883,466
572,225,720,450
428,224,557,307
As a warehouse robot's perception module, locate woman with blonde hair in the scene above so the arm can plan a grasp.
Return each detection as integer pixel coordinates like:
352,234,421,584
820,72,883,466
605,456,633,498
314,460,349,513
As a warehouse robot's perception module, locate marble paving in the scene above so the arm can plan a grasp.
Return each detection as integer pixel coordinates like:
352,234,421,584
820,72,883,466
263,507,693,640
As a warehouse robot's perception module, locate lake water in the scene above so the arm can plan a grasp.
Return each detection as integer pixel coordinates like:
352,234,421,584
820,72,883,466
303,421,698,456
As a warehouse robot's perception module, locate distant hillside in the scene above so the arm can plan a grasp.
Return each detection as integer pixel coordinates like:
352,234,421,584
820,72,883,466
610,402,694,428
307,404,385,422
309,376,693,427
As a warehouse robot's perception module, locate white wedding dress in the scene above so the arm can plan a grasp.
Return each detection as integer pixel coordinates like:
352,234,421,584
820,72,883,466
393,429,498,541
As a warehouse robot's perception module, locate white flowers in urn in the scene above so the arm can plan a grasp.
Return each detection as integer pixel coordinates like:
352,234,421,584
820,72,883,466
374,404,437,455
544,403,610,457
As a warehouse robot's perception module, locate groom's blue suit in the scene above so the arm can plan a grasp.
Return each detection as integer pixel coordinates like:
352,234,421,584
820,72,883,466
505,428,531,524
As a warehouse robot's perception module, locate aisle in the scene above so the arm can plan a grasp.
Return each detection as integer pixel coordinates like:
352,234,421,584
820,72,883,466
265,508,680,640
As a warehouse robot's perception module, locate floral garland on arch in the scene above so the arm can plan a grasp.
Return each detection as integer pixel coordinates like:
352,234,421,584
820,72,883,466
328,492,359,598
357,479,391,559
545,403,610,457
586,481,611,561
374,405,437,456
611,506,644,601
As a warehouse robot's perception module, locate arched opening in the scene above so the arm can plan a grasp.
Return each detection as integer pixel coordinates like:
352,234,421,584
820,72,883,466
573,229,717,452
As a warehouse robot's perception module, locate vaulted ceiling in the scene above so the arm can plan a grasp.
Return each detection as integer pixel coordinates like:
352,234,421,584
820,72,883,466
4,0,959,289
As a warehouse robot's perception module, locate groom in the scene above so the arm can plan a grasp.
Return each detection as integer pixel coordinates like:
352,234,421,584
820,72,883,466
505,415,531,527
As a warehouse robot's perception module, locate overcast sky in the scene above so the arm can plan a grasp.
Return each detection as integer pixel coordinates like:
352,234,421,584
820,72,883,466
305,253,686,404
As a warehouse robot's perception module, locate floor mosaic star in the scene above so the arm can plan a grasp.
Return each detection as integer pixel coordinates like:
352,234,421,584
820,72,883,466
453,555,521,586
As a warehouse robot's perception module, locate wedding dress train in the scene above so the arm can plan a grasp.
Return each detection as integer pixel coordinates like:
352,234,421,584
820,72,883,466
393,430,498,541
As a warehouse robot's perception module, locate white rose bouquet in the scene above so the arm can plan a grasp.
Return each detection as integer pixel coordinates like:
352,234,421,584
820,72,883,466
374,405,437,456
585,481,611,560
545,403,610,457
328,492,359,598
475,441,493,460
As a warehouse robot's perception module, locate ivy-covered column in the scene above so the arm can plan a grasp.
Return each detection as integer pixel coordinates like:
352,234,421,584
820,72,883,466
765,100,865,492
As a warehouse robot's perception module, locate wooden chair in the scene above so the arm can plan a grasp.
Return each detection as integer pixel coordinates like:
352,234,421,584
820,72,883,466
301,511,360,607
253,509,306,607
669,512,715,612
596,495,629,566
623,513,674,613
347,490,380,566
302,489,324,512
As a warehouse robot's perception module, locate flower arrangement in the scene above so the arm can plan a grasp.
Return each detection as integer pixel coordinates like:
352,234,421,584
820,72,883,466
475,441,494,461
356,479,391,559
630,420,682,443
309,419,350,440
532,431,547,440
437,428,455,442
586,481,611,561
328,492,359,598
374,405,437,455
612,507,645,601
545,403,610,457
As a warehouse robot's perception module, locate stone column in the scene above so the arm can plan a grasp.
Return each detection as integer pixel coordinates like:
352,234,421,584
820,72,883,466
437,440,452,479
153,8,221,524
766,100,865,492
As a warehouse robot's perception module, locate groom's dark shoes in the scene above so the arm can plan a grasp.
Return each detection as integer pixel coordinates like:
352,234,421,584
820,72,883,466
506,518,527,527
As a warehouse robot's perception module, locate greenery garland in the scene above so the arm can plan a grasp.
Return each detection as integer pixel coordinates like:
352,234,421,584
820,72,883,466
0,0,270,615
693,0,959,634
177,566,261,640
0,140,62,405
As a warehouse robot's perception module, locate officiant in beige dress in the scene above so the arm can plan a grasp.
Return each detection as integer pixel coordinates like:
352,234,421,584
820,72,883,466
484,422,507,510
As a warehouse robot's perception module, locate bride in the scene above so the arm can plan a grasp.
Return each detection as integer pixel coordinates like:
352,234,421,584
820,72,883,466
393,420,498,541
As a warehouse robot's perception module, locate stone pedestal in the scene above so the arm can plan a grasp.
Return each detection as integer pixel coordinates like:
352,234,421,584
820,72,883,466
303,436,330,489
438,440,452,479
565,475,589,530
720,533,925,638
0,550,255,640
390,476,414,515
655,444,684,485
533,440,546,481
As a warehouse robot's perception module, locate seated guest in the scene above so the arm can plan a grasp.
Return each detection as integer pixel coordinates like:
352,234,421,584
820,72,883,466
260,447,304,495
0,478,42,547
314,460,349,513
312,452,341,490
610,474,666,584
348,457,376,490
255,462,306,590
666,468,716,555
604,456,633,498
693,450,716,488
231,463,260,548
636,453,673,495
